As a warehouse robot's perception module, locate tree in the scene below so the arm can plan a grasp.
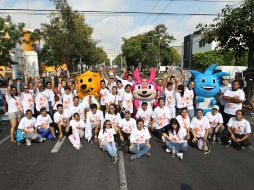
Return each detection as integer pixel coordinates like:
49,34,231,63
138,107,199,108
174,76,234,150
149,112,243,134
197,0,254,68
0,15,25,66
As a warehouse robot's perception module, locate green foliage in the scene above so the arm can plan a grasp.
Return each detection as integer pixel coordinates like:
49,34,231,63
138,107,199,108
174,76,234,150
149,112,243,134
197,0,254,67
192,50,248,70
0,15,25,66
121,24,180,69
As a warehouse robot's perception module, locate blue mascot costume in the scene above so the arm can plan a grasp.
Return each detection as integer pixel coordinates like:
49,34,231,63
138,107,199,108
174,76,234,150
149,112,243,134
191,64,229,114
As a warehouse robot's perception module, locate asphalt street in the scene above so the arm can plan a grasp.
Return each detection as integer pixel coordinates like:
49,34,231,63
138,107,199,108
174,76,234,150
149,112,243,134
0,120,254,190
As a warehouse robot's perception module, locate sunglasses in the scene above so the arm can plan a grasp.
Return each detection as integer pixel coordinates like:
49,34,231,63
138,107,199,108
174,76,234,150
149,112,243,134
110,107,114,110
106,123,111,125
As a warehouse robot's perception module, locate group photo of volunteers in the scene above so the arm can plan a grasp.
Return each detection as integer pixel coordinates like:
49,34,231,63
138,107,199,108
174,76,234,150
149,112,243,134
3,64,253,165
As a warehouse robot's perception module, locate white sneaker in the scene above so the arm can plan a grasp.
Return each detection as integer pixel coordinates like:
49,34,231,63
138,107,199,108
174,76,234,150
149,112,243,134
26,139,31,146
165,148,171,153
162,136,166,142
176,153,183,160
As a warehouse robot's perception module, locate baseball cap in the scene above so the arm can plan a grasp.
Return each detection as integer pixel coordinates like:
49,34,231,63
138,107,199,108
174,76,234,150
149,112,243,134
124,110,131,114
212,105,219,110
221,76,230,80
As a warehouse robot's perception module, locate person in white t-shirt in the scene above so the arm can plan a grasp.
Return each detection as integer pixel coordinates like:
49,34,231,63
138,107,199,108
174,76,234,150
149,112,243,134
105,104,121,128
36,107,56,140
116,80,125,100
116,73,134,87
21,85,35,114
69,113,86,150
162,118,188,160
34,80,49,115
223,80,245,124
18,109,43,146
119,84,134,116
151,98,172,139
218,76,231,110
135,102,153,128
86,104,104,142
98,120,123,165
69,96,85,120
185,80,195,120
99,80,111,115
189,109,210,154
164,82,176,118
62,86,73,114
223,110,252,149
205,105,224,143
175,85,187,115
53,104,70,140
129,119,151,161
6,80,23,142
105,86,120,111
176,108,190,137
118,110,137,152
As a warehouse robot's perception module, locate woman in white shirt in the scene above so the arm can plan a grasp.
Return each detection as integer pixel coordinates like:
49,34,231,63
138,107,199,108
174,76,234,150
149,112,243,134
98,120,123,165
105,86,120,112
105,104,121,128
129,119,151,161
6,80,22,142
21,85,35,114
175,84,187,115
164,82,176,118
163,118,188,160
119,84,134,117
176,108,190,137
69,113,86,150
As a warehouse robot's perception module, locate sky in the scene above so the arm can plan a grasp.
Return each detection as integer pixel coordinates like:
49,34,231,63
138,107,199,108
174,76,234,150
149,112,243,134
0,0,242,53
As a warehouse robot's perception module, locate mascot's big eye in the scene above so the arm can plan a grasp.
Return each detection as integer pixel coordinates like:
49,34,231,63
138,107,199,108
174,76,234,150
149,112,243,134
80,79,83,83
138,85,141,89
88,78,92,82
148,85,152,89
212,78,216,83
201,78,206,83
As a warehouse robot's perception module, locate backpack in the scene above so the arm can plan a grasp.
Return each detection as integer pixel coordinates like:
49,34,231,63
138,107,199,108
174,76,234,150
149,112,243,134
197,137,210,152
16,130,24,143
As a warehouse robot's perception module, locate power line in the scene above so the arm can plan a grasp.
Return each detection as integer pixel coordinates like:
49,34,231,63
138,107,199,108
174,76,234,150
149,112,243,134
150,1,173,24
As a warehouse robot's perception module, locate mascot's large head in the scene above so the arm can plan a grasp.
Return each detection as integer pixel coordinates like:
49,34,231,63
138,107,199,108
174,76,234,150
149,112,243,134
76,71,102,99
191,64,229,98
132,67,157,100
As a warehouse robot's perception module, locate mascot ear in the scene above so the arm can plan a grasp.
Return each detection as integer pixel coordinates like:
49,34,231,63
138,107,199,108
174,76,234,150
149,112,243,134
214,72,229,79
204,64,218,75
148,67,156,83
191,70,201,78
133,67,142,83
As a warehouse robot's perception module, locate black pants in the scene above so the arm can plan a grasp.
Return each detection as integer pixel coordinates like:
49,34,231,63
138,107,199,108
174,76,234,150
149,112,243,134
223,112,235,126
222,130,251,147
100,105,106,116
154,124,170,139
51,123,72,137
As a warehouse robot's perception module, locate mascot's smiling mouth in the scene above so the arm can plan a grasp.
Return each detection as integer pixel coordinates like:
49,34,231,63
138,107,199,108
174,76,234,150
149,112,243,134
138,93,152,98
201,86,215,91
83,88,94,93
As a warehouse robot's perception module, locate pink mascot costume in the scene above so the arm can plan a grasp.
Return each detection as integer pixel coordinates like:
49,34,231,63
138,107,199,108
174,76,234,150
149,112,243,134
132,67,158,110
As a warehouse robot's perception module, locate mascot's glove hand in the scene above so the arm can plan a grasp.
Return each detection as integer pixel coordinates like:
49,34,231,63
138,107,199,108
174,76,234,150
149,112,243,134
211,99,217,106
196,96,205,103
153,101,158,107
134,99,140,109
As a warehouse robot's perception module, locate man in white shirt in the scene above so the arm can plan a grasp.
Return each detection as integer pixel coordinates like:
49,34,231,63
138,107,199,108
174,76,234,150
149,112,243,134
151,97,172,139
116,73,134,87
69,96,85,120
99,80,110,116
218,76,231,112
223,110,252,149
116,80,125,100
223,80,245,125
135,102,153,128
185,80,195,120
18,109,43,146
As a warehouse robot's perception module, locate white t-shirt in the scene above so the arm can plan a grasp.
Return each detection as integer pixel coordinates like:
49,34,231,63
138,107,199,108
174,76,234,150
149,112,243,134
53,111,68,125
44,88,54,103
62,93,73,110
220,84,232,106
53,100,62,111
70,119,86,129
21,92,34,113
18,117,36,133
100,88,111,106
205,112,223,128
227,117,251,135
135,108,153,127
105,93,120,106
167,128,187,143
69,104,85,120
176,115,190,133
175,92,187,109
224,89,245,115
164,89,175,108
117,87,125,100
86,110,104,127
120,92,134,113
185,87,194,110
81,95,100,110
119,118,137,134
105,113,121,127
130,127,151,144
6,94,22,113
152,106,171,129
190,117,210,138
98,128,117,143
36,114,53,129
35,90,49,111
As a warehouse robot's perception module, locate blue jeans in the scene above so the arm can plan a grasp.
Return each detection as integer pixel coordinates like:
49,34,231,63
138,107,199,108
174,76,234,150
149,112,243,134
165,141,188,153
103,141,117,157
38,128,54,140
23,132,43,142
130,143,150,159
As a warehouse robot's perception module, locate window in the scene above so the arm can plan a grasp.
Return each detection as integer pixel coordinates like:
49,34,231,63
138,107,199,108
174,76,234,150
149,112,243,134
199,40,206,48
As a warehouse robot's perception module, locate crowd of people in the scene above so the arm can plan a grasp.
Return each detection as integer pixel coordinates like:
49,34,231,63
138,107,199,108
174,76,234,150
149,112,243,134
3,67,253,165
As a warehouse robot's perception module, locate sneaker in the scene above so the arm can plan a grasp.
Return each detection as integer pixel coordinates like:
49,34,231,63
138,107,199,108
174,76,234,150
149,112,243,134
216,137,222,144
176,153,183,160
17,142,21,146
204,149,210,155
129,155,136,161
165,148,171,153
225,140,232,147
88,139,93,144
146,152,151,158
26,139,31,146
94,136,98,142
162,136,166,142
